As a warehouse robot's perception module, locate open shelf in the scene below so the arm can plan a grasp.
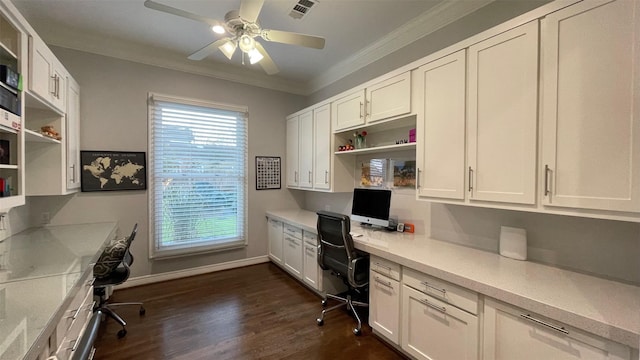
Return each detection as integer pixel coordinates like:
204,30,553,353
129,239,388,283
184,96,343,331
335,142,415,156
0,164,17,169
24,128,61,144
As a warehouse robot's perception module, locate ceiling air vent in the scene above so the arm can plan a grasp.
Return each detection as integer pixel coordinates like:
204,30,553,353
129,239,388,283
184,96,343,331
289,0,318,20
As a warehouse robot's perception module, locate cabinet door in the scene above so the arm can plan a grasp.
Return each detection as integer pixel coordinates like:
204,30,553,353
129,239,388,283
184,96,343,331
267,218,283,264
285,116,299,187
66,77,80,190
370,271,400,344
366,72,411,124
484,299,631,360
415,50,466,200
313,104,331,190
283,235,302,279
29,35,54,104
468,21,538,205
332,89,365,131
302,241,319,289
402,285,478,360
541,0,640,212
298,110,313,188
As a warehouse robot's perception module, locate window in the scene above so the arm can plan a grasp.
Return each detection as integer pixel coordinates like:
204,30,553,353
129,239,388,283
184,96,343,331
148,94,248,258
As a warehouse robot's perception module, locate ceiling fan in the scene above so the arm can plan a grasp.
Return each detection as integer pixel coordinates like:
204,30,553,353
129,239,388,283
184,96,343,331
143,0,326,75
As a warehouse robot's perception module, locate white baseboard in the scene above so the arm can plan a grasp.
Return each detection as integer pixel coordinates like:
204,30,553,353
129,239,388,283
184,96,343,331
116,255,270,289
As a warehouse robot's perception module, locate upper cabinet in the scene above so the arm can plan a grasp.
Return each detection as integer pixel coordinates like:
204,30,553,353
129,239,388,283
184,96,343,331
66,76,80,190
541,0,640,214
467,21,538,205
332,72,412,132
28,35,66,114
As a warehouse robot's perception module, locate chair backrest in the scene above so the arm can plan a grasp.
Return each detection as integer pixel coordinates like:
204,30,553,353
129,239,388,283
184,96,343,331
93,223,138,282
123,223,138,266
316,211,367,288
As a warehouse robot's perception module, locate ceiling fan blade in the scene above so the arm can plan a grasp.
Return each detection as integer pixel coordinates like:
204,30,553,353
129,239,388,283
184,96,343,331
261,29,325,49
239,0,264,23
188,38,231,61
144,0,219,27
254,42,279,75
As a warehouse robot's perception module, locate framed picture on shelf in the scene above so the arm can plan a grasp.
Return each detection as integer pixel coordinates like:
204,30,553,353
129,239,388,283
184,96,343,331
80,151,147,192
0,140,9,165
392,159,416,188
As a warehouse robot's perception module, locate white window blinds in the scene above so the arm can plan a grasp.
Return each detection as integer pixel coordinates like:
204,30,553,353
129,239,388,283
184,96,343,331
148,94,248,258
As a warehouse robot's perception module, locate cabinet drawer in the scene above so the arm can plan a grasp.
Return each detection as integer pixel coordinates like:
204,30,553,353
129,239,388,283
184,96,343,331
370,256,401,281
283,224,302,239
403,267,478,315
56,281,93,343
56,290,95,360
303,231,317,245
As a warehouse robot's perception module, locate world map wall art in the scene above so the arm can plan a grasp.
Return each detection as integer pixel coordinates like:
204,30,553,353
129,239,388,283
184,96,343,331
80,151,147,192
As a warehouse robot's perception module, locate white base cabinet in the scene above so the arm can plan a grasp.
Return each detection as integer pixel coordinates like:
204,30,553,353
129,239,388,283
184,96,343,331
483,298,632,360
369,257,401,345
267,218,283,265
283,224,303,279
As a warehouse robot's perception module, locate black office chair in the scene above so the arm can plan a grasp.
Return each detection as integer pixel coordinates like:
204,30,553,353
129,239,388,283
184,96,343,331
93,223,145,338
315,211,370,335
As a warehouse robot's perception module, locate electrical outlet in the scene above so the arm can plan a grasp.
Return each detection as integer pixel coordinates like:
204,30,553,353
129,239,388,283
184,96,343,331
41,212,50,224
324,204,331,211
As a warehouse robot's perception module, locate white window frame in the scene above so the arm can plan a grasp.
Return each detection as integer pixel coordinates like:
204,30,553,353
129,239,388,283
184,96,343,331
148,93,248,259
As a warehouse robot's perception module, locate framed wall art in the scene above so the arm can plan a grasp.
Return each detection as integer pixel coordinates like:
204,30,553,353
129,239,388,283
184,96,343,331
80,151,147,192
255,156,281,190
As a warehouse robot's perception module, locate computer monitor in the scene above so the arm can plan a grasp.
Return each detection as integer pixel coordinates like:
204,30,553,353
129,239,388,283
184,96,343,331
351,188,391,228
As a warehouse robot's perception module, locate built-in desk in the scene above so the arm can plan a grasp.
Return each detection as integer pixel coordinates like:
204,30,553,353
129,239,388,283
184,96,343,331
0,222,118,360
266,209,640,351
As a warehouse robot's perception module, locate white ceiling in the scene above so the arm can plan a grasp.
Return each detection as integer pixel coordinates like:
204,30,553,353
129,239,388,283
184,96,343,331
10,0,494,94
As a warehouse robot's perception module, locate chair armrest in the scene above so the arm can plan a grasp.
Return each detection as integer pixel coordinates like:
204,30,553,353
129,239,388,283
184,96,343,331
347,255,369,288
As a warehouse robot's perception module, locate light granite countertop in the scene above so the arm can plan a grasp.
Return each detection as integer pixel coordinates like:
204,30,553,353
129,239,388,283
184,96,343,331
0,222,118,360
266,209,640,349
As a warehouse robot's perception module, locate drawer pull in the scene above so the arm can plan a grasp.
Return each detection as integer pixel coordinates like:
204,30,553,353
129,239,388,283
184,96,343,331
374,262,393,271
419,298,447,313
374,277,393,288
88,347,97,360
421,281,447,296
520,314,569,335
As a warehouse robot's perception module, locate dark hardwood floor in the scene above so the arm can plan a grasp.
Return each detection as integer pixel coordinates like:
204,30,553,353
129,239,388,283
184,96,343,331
94,262,406,360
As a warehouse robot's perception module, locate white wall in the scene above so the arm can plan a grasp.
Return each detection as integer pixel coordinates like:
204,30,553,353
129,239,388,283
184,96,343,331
27,48,306,277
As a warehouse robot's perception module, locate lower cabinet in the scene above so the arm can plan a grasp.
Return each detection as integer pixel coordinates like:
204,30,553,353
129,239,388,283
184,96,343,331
283,234,303,279
302,237,319,288
53,280,95,360
267,218,283,264
369,256,401,344
483,298,632,360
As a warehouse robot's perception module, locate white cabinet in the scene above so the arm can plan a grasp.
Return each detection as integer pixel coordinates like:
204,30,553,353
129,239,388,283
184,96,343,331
28,34,66,114
312,104,331,190
332,89,365,131
483,298,632,360
65,76,80,190
297,110,313,189
401,267,479,360
541,0,640,213
366,72,411,124
333,72,411,132
282,224,303,279
467,21,539,205
267,218,283,264
414,49,466,200
369,256,400,344
285,115,299,187
302,231,319,289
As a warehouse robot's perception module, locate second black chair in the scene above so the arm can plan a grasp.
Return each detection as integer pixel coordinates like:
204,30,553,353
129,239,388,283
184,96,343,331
315,211,370,335
93,223,145,338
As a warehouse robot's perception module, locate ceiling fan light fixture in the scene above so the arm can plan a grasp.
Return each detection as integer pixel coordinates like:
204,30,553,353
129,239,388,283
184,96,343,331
219,40,237,59
238,34,256,53
248,48,263,64
211,22,226,34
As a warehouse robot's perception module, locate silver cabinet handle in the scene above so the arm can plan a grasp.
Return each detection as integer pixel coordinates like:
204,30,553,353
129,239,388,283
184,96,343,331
417,168,421,189
420,281,447,296
309,171,312,183
294,171,298,183
56,75,60,98
544,165,550,196
50,75,57,96
374,262,392,271
324,170,328,184
419,298,447,313
468,166,473,192
520,314,569,335
71,163,77,182
366,99,371,118
374,276,393,288
359,102,364,118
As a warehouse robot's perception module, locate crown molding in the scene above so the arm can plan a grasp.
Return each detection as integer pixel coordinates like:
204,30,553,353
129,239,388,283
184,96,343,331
306,0,494,94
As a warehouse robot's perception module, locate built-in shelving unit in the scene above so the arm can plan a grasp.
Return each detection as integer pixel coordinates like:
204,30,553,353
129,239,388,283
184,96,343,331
335,142,416,156
24,128,60,144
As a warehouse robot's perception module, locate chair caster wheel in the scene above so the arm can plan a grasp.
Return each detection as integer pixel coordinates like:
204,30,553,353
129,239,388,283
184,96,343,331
353,328,361,336
321,299,327,307
139,307,146,315
316,318,324,326
117,329,127,338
